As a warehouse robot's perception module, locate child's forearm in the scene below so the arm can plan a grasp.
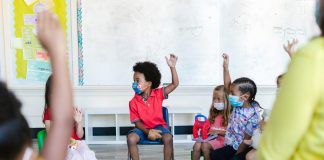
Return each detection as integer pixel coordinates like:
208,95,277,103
165,67,179,94
50,53,73,127
236,142,248,154
223,67,231,92
76,122,84,139
44,49,73,160
217,130,226,136
170,67,179,86
236,133,252,154
135,121,150,135
38,13,73,160
210,129,226,136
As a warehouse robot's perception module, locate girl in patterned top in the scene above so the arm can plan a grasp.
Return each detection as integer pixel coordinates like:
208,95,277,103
210,54,261,160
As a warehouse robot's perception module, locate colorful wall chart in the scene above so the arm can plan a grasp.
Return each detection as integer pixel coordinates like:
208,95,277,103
13,0,69,82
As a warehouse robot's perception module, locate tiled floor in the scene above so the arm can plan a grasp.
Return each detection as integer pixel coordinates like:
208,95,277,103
89,143,193,160
33,142,195,160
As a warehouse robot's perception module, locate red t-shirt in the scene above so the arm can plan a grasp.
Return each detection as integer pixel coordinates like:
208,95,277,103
129,87,168,129
43,107,81,140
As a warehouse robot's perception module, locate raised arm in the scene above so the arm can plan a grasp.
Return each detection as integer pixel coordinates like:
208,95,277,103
164,54,179,95
222,53,231,92
283,38,299,58
37,11,73,160
74,107,84,139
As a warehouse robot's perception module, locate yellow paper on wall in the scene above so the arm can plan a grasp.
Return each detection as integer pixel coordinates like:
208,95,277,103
13,0,67,79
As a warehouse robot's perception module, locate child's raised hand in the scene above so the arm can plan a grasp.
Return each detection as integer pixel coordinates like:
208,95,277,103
222,53,229,69
283,38,298,57
37,11,66,58
73,107,83,123
165,54,178,68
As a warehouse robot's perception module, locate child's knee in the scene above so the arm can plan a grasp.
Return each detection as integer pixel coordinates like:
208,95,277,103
201,143,210,152
127,133,140,145
162,134,173,144
193,143,201,152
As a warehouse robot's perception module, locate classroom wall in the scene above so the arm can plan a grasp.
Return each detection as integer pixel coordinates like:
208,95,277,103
12,85,276,128
1,0,314,131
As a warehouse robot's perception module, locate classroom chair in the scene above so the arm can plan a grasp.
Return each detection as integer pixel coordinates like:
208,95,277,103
128,106,174,160
37,129,47,152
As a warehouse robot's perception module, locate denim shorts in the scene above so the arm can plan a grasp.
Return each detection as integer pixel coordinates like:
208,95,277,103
128,125,172,143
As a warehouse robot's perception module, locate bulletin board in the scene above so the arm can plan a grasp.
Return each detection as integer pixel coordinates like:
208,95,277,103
2,0,74,86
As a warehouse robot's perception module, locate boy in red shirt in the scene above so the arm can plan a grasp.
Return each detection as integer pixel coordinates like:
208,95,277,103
127,54,179,160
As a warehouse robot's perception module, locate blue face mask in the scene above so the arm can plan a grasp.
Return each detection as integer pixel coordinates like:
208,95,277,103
228,95,244,107
132,82,142,94
315,0,321,25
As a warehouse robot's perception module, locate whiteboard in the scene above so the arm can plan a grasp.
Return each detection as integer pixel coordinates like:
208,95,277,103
82,0,319,86
82,0,220,85
219,0,319,85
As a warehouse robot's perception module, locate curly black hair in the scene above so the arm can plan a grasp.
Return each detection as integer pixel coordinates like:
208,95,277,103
0,81,32,159
133,61,161,89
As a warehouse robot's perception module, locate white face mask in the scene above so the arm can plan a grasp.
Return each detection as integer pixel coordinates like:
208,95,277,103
214,103,225,110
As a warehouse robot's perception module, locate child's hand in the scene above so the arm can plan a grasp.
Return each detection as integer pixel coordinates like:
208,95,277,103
260,120,266,132
165,54,178,68
37,11,66,58
243,139,252,146
148,129,162,141
222,53,229,69
208,130,218,135
73,107,83,123
283,38,298,57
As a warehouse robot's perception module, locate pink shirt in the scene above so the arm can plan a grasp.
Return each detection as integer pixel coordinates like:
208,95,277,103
208,115,228,150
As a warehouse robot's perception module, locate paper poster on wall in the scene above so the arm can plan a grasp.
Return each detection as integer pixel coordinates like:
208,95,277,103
11,0,70,84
